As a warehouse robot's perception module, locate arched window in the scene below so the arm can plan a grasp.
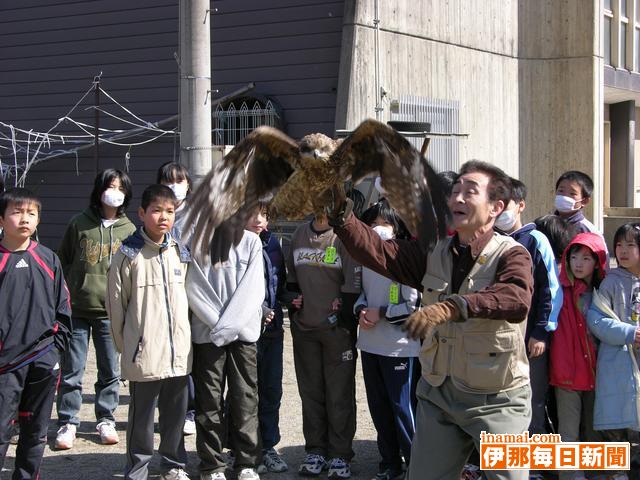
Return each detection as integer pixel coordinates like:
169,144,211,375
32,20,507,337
212,96,284,146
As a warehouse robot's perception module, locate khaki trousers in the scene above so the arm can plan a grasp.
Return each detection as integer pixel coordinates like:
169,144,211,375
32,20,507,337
291,322,357,460
407,377,531,480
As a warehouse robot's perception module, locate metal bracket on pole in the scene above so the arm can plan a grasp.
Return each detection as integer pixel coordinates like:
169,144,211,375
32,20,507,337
204,89,220,105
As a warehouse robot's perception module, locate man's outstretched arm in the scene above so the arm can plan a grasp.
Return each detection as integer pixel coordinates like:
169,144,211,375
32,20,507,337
333,211,428,291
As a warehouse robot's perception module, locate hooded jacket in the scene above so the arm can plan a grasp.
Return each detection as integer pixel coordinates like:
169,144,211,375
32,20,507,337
549,232,607,391
587,267,640,430
58,207,135,319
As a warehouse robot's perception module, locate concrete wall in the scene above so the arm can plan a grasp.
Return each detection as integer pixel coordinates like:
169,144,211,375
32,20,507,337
336,0,603,226
335,0,520,176
518,0,602,225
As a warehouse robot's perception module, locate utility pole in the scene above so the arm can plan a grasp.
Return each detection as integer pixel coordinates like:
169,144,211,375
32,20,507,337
179,0,212,186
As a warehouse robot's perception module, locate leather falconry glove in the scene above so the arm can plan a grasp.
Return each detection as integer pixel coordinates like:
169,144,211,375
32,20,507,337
326,184,353,228
404,300,460,340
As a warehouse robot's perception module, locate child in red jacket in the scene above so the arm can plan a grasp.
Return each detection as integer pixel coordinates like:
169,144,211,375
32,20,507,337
549,232,607,480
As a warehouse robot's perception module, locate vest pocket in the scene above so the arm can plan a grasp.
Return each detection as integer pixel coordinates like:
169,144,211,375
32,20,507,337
419,332,441,378
456,330,517,392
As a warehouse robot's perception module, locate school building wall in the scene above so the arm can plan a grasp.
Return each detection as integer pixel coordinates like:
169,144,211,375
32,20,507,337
335,0,603,227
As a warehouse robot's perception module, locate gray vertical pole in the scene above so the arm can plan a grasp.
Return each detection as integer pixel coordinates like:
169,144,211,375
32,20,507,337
94,75,100,175
179,0,212,187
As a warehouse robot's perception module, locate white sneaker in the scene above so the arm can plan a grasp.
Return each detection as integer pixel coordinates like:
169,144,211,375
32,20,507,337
327,458,351,479
54,424,76,450
183,418,196,435
200,473,226,480
237,468,260,480
96,421,119,445
161,468,190,480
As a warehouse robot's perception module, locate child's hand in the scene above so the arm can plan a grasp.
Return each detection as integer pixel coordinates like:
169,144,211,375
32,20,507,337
292,295,303,309
528,338,546,358
264,310,275,324
331,297,342,311
358,309,376,330
364,308,381,325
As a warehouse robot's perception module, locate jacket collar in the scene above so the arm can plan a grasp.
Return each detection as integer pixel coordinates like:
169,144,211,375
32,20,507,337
450,229,495,260
120,228,191,263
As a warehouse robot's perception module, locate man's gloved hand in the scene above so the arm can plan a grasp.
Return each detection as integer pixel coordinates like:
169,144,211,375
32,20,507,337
403,300,460,340
326,184,353,228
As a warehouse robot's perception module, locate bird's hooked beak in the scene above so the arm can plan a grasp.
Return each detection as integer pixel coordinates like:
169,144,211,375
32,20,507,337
300,148,321,160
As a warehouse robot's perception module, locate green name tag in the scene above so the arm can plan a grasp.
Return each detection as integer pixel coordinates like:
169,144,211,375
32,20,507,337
389,283,399,304
323,246,337,264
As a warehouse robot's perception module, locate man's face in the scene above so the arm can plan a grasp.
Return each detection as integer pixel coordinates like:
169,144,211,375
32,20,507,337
138,199,175,243
0,201,40,242
448,171,503,234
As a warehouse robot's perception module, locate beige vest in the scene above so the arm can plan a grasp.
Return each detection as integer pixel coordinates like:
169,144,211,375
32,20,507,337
420,233,530,394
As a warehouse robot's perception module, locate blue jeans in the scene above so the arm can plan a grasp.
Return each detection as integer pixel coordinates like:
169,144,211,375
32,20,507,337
56,317,120,426
257,334,284,451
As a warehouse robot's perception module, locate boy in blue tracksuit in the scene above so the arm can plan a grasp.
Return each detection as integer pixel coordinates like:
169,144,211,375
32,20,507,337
0,188,72,479
245,203,289,473
495,178,561,436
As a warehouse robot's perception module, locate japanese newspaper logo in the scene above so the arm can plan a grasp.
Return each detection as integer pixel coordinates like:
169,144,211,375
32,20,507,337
480,431,629,471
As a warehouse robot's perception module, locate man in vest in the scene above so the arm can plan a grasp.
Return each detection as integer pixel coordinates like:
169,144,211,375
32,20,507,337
327,161,533,480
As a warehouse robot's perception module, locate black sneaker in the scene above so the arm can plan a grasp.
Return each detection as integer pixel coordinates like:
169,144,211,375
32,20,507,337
373,467,405,480
298,454,328,476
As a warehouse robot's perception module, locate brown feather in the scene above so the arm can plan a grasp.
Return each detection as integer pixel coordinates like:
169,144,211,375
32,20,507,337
185,119,451,266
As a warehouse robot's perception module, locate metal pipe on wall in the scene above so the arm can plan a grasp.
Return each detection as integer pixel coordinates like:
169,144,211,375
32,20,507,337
374,0,382,120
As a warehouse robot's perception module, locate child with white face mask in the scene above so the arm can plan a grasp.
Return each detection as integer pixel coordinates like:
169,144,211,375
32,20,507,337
55,168,135,450
353,199,421,480
156,161,197,437
553,170,598,235
156,162,192,243
495,179,561,444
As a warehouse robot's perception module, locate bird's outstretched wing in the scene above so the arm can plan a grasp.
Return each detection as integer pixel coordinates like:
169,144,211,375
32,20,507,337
185,126,299,264
332,119,451,250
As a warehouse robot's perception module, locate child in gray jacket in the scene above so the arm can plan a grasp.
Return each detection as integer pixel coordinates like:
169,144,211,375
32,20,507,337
187,227,265,480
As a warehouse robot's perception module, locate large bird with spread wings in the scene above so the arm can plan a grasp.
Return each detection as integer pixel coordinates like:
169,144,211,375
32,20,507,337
185,119,451,264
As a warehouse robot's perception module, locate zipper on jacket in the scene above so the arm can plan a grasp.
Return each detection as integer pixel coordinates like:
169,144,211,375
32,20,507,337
132,336,143,363
159,248,176,374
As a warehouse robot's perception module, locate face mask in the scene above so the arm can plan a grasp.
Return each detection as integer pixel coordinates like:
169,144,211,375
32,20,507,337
168,183,189,202
372,225,394,240
494,209,517,231
101,188,125,208
555,195,580,213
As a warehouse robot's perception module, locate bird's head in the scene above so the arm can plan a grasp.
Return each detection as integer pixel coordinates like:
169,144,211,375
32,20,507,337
298,133,337,163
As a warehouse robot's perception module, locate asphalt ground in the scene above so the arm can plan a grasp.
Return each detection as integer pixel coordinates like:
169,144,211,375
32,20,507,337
1,323,380,480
